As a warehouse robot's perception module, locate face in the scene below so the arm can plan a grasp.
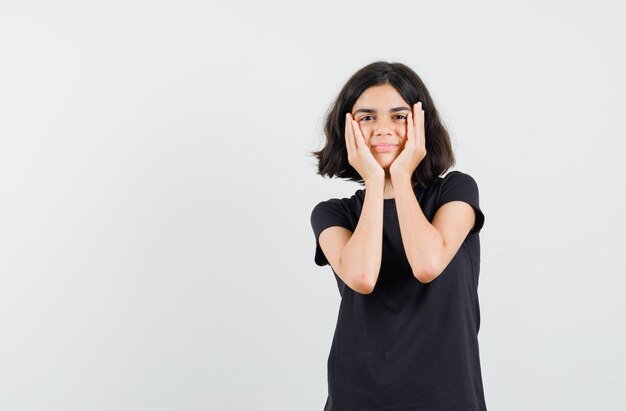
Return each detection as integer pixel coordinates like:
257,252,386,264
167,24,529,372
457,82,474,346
351,83,411,169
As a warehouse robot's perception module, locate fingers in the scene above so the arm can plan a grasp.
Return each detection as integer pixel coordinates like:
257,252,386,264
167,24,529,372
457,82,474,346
351,118,367,149
345,113,356,157
412,102,425,146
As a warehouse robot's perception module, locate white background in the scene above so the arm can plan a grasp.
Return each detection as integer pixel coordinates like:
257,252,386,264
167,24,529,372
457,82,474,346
1,1,625,410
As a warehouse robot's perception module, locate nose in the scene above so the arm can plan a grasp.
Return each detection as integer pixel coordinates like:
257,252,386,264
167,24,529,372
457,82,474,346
374,119,393,136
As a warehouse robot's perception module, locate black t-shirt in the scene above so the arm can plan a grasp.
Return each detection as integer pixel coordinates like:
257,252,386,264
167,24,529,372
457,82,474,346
310,170,487,411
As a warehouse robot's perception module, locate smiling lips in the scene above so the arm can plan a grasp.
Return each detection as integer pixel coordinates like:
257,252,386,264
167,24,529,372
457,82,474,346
372,143,398,152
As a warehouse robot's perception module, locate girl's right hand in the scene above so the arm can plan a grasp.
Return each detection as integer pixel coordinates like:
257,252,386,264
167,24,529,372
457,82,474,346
345,113,385,182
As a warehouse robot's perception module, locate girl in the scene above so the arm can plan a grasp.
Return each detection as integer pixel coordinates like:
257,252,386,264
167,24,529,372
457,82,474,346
310,61,487,410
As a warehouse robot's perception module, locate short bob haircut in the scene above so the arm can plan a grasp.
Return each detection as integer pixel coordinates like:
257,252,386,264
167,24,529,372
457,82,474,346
311,61,455,189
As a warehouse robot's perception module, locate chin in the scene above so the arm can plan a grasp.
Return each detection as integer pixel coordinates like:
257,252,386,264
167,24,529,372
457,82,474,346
375,154,398,167
377,160,396,170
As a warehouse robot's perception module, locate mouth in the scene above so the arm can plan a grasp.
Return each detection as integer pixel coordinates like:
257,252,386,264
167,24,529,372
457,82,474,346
372,144,398,153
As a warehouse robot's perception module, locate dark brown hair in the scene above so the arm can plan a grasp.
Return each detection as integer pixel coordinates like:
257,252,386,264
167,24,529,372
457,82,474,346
310,61,455,189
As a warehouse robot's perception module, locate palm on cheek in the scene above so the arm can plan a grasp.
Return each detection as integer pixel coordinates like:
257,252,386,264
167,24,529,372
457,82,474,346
390,102,427,177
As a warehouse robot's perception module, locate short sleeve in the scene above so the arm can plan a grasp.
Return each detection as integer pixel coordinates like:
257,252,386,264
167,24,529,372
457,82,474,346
310,200,354,266
436,171,485,235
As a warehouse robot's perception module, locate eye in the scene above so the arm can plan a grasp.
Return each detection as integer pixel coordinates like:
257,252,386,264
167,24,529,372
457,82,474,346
395,115,407,120
360,115,374,121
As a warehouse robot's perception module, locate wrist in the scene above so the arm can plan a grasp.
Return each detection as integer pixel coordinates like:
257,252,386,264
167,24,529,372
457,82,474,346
364,173,385,186
390,171,412,183
364,179,384,190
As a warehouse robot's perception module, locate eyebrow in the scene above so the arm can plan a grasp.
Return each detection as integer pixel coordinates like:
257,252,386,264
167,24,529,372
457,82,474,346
352,106,411,116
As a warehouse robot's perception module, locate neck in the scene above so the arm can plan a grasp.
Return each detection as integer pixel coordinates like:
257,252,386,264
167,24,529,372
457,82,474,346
383,177,394,199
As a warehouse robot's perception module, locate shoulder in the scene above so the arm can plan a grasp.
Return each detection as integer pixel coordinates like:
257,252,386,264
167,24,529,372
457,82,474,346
312,188,361,212
310,192,359,232
312,193,356,214
434,169,485,234
437,170,481,196
311,198,344,224
441,170,479,185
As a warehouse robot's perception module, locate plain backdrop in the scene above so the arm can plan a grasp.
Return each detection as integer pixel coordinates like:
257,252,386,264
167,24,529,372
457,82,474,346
1,1,625,410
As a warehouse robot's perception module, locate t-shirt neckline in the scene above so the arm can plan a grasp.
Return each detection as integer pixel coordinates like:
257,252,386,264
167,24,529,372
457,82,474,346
355,189,398,207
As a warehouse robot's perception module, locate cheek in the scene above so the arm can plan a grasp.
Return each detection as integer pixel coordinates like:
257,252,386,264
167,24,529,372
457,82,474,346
395,125,407,139
359,124,373,134
359,125,373,141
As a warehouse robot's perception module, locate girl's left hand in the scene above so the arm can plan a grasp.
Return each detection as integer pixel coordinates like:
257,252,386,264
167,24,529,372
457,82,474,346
389,102,427,178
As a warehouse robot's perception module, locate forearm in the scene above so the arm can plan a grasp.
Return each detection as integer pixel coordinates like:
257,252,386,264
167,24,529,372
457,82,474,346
392,173,444,283
341,177,385,291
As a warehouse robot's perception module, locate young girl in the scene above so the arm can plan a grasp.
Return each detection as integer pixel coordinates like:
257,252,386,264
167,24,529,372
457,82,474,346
310,61,487,410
